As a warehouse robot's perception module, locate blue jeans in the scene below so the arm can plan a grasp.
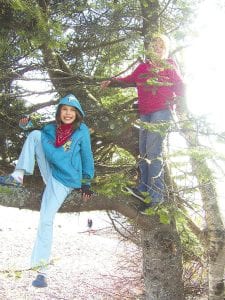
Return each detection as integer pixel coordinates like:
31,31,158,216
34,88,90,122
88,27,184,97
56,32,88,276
137,110,172,204
15,130,72,270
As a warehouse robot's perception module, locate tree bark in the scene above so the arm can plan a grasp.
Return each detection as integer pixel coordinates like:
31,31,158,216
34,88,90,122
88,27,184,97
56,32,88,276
0,185,154,228
182,125,225,300
141,218,184,300
139,0,160,48
208,235,225,300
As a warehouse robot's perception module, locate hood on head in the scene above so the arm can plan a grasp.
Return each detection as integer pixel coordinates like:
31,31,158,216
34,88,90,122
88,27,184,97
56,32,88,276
57,94,85,117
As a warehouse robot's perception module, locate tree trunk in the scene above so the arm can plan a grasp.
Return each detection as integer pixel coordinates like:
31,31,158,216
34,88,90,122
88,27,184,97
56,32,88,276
141,217,184,300
182,125,225,300
139,0,160,48
208,238,225,300
202,183,225,300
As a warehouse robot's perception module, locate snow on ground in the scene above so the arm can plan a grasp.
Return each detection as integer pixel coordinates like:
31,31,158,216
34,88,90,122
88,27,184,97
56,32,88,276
0,206,143,300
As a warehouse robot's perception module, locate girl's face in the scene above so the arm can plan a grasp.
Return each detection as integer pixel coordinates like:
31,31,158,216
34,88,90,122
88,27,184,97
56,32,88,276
60,105,76,124
147,37,167,59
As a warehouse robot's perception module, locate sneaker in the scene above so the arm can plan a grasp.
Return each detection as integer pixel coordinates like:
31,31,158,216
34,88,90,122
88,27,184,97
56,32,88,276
0,175,22,187
125,187,145,202
32,274,47,288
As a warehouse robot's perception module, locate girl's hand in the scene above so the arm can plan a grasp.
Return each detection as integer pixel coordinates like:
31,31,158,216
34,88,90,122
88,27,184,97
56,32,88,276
19,116,30,127
81,185,93,202
19,116,33,130
82,194,91,202
100,80,111,89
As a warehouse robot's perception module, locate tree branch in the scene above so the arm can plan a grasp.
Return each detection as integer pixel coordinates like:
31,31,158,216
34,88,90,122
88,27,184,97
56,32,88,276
0,186,154,229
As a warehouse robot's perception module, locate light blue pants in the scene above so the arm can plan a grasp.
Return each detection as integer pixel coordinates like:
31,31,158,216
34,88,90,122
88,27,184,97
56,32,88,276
137,110,172,204
16,130,72,269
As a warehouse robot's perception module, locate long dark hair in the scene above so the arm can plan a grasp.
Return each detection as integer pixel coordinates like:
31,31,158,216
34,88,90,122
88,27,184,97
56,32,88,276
55,104,83,131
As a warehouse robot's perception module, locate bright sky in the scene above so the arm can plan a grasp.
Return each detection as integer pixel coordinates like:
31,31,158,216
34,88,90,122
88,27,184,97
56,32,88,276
183,0,225,219
184,0,225,131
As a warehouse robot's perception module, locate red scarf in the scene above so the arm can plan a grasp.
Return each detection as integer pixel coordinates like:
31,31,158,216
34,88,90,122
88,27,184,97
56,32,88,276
55,123,73,147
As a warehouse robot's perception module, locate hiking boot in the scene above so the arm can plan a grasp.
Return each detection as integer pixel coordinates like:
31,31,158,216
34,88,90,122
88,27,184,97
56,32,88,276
0,175,22,187
125,187,145,202
32,274,47,288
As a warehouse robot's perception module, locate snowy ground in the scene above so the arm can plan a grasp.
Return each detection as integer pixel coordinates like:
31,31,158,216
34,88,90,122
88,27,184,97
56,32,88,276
0,206,210,300
0,206,143,300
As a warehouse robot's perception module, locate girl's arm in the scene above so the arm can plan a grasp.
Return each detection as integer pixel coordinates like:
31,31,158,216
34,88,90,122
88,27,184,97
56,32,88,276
19,114,45,132
79,126,95,200
100,64,143,89
19,116,33,130
80,126,95,187
168,61,187,114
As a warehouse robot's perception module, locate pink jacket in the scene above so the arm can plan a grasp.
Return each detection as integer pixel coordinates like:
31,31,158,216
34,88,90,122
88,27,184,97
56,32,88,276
115,59,184,115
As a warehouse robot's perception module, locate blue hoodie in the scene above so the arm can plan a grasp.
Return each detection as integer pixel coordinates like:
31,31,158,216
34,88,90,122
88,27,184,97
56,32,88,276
41,94,94,188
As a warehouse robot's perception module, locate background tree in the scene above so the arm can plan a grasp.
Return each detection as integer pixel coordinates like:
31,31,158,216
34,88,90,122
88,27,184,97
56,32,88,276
1,0,224,299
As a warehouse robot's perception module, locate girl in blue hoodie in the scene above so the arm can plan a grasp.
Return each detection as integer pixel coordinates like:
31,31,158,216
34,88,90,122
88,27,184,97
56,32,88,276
0,94,94,288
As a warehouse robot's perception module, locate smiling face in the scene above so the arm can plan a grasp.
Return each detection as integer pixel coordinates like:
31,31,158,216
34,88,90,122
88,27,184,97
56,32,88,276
146,36,169,60
60,105,77,124
151,38,166,58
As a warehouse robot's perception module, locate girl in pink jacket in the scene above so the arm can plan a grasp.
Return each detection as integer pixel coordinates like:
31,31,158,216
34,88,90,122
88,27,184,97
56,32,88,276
102,35,185,209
